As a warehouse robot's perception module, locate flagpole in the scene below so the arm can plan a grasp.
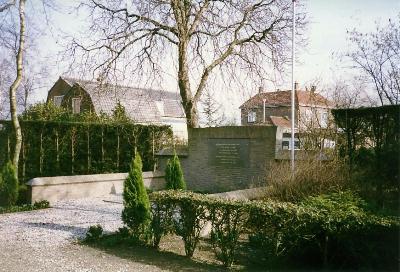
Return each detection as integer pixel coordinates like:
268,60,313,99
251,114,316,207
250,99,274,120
291,0,296,173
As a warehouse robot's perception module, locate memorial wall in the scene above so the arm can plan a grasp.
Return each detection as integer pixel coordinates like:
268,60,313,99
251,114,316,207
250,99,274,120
178,126,276,193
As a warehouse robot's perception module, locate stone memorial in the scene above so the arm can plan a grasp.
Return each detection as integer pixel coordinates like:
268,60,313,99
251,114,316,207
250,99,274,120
157,126,276,193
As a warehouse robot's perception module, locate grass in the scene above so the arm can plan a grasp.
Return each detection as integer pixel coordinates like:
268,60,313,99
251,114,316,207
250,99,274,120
0,200,50,214
82,233,297,271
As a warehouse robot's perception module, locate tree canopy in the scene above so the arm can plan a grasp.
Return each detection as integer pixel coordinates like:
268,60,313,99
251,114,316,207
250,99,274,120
70,0,305,128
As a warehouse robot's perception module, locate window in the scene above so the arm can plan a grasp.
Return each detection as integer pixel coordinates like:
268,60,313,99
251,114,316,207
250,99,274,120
282,140,300,150
283,133,299,138
247,111,256,123
72,98,81,114
282,132,300,150
53,95,64,107
321,112,328,128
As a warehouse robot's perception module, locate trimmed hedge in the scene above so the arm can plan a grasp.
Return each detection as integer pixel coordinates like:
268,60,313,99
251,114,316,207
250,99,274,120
0,120,172,182
149,190,400,269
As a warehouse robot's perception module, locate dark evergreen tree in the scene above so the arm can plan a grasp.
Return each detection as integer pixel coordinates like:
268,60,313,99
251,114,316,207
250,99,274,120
165,153,186,190
122,153,151,235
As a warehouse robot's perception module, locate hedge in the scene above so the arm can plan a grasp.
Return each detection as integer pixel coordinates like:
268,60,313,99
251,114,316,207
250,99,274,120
0,120,172,182
149,190,400,269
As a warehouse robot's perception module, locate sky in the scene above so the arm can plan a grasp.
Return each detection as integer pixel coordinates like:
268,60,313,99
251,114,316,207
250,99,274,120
295,0,400,88
26,0,400,122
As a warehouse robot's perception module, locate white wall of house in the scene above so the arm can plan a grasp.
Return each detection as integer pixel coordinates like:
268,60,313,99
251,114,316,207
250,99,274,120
298,105,330,130
161,117,188,140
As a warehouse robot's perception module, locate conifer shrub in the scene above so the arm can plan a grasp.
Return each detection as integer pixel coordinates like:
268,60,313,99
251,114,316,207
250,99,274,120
0,162,19,207
165,153,186,190
122,153,151,239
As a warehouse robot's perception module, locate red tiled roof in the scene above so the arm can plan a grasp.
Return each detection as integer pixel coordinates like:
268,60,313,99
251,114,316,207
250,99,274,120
269,116,291,128
240,90,333,109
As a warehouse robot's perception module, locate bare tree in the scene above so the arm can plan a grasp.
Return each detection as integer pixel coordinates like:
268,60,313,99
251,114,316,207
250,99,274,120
0,59,13,119
69,0,305,128
347,14,400,105
0,0,26,173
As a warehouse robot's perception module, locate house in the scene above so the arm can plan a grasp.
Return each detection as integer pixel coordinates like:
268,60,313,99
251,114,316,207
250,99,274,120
239,83,335,153
46,76,187,139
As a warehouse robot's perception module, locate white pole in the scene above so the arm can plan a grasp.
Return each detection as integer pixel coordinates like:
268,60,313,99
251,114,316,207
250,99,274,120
291,0,296,173
263,99,266,123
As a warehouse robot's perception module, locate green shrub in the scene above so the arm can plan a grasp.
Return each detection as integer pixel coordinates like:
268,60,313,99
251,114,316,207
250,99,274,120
0,162,19,207
294,191,400,269
209,199,249,267
122,153,151,239
117,227,130,238
85,224,103,241
150,190,399,269
173,192,207,257
33,200,50,209
150,195,174,248
165,153,186,190
151,191,208,257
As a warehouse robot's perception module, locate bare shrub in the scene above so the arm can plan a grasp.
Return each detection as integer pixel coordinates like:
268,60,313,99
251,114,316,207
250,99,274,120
266,158,351,203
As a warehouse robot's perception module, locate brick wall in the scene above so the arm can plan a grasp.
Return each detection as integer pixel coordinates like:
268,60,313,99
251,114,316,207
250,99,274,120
161,126,276,193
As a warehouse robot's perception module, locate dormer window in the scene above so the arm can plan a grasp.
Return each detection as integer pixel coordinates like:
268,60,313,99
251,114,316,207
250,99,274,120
53,95,64,107
72,98,81,114
248,111,256,123
155,101,165,116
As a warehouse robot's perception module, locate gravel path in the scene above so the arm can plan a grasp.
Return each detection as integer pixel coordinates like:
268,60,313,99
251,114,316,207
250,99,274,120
0,196,166,272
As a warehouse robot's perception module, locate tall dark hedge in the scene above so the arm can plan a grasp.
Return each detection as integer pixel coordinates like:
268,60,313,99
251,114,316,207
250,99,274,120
0,162,19,207
0,120,172,182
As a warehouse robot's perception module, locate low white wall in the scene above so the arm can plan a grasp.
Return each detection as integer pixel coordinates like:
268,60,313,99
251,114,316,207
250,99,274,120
27,171,165,204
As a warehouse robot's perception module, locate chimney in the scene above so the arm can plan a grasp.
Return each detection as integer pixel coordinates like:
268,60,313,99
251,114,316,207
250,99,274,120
294,82,299,91
311,85,316,93
258,86,264,93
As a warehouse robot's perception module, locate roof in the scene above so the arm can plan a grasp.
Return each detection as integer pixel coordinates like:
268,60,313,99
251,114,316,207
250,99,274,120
59,76,185,123
240,90,333,109
269,116,291,128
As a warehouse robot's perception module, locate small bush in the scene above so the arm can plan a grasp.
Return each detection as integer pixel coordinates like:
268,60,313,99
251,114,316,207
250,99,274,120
209,200,249,267
33,200,50,209
267,158,351,202
85,224,103,241
165,153,186,190
150,199,174,248
173,192,207,257
122,153,151,240
0,162,19,207
117,226,130,238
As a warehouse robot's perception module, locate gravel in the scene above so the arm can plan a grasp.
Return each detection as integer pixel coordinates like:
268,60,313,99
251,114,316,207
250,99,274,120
0,195,165,272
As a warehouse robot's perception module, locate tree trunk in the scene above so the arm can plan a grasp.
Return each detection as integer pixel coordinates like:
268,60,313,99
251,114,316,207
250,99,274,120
9,0,26,177
177,39,199,128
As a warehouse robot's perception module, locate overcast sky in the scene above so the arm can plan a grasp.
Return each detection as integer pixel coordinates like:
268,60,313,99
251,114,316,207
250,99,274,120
30,0,400,122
